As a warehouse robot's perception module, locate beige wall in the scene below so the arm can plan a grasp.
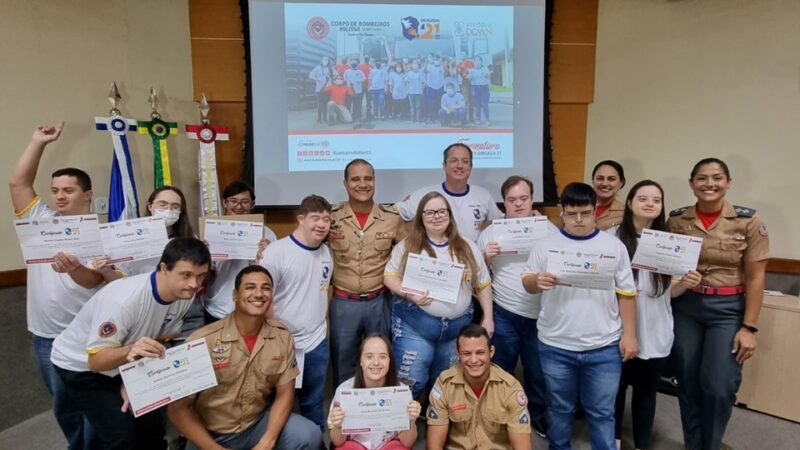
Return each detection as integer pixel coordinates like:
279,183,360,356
587,0,800,259
0,0,197,270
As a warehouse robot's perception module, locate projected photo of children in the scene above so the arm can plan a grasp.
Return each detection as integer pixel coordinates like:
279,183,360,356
284,4,514,132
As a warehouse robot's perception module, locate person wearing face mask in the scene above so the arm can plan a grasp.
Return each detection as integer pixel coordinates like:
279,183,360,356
406,61,425,122
325,75,354,125
438,83,467,127
389,63,409,119
328,334,421,450
344,58,366,122
591,160,626,230
423,56,445,123
667,159,769,450
609,180,701,450
309,56,334,123
467,56,492,127
368,60,388,120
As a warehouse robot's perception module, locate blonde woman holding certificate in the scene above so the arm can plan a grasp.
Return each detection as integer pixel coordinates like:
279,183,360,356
384,192,492,400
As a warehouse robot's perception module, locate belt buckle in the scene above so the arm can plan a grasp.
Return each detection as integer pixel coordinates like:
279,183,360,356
359,293,370,300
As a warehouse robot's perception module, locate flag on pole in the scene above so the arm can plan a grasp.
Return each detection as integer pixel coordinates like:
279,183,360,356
95,116,140,221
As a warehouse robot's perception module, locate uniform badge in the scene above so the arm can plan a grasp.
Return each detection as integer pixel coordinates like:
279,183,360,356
759,224,768,236
98,322,117,338
430,385,442,400
519,411,530,424
516,391,528,406
211,340,231,365
450,403,467,411
330,231,345,240
428,407,439,419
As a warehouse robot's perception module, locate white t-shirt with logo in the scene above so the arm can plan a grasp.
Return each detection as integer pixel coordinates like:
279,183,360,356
477,219,559,319
397,183,503,242
16,197,98,338
50,272,192,376
260,234,332,353
524,229,636,352
607,226,674,359
384,238,490,319
203,226,277,320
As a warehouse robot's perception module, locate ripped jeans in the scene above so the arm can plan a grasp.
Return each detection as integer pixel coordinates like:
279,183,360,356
391,297,473,399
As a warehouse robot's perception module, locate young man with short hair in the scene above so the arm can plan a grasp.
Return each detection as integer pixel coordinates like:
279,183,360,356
50,238,211,450
202,180,277,323
168,265,322,450
397,143,503,242
9,123,108,450
522,182,639,450
427,324,532,450
477,175,557,438
259,195,333,431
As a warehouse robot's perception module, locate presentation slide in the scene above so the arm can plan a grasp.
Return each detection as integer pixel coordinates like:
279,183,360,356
249,0,546,205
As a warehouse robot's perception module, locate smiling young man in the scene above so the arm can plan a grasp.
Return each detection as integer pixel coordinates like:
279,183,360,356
168,265,322,450
521,182,638,450
426,324,532,450
9,123,110,450
477,175,558,438
397,143,503,242
260,195,333,431
50,238,211,450
329,159,404,387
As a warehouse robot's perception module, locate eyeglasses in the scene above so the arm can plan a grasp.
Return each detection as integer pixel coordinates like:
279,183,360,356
422,208,450,219
225,198,254,208
562,209,595,221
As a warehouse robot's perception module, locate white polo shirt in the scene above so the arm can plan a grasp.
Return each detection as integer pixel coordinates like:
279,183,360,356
15,197,98,338
50,272,192,376
384,238,491,319
524,229,636,352
203,226,277,320
477,219,559,319
397,183,503,242
607,226,674,359
260,234,332,353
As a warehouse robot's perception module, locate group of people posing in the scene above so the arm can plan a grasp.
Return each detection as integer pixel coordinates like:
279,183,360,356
309,53,492,127
11,124,768,450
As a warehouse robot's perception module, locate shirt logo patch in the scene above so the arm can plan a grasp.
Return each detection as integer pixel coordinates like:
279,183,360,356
430,385,442,400
519,411,530,424
516,391,528,406
98,322,117,338
473,208,481,220
428,407,439,419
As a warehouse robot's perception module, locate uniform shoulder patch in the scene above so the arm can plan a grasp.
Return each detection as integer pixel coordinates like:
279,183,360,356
669,206,688,217
733,205,756,217
379,203,400,214
98,321,117,338
331,202,345,212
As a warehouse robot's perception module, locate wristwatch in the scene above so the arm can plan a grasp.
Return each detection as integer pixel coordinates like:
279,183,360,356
741,323,759,334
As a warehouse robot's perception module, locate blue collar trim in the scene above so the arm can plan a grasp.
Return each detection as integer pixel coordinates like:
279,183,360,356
442,182,470,197
150,272,169,305
427,237,449,248
290,233,321,251
560,228,600,241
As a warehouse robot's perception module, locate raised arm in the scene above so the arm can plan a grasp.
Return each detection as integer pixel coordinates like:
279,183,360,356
9,123,64,212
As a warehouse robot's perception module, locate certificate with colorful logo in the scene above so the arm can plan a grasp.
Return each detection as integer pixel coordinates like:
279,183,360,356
98,217,169,264
202,218,264,260
631,229,703,276
546,248,617,291
492,216,551,255
339,385,412,434
401,253,465,304
14,214,104,264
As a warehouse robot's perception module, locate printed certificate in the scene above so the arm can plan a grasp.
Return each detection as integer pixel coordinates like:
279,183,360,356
492,216,551,255
98,217,169,264
202,218,264,260
546,248,616,291
14,214,103,264
119,338,217,418
339,385,413,434
631,229,702,276
401,253,465,304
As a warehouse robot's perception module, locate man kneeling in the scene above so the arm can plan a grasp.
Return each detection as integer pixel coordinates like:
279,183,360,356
168,265,322,450
426,324,532,450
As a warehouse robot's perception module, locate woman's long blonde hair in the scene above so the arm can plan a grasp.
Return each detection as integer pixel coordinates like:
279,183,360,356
400,191,479,284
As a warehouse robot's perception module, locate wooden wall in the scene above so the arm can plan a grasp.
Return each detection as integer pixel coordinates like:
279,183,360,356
188,0,598,232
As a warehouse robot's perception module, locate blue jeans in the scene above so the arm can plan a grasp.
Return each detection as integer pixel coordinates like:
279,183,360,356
408,94,421,121
424,87,444,122
438,107,466,125
185,408,322,450
391,298,473,399
34,336,94,450
471,84,490,122
369,89,385,119
297,338,328,432
491,305,547,422
539,340,622,450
